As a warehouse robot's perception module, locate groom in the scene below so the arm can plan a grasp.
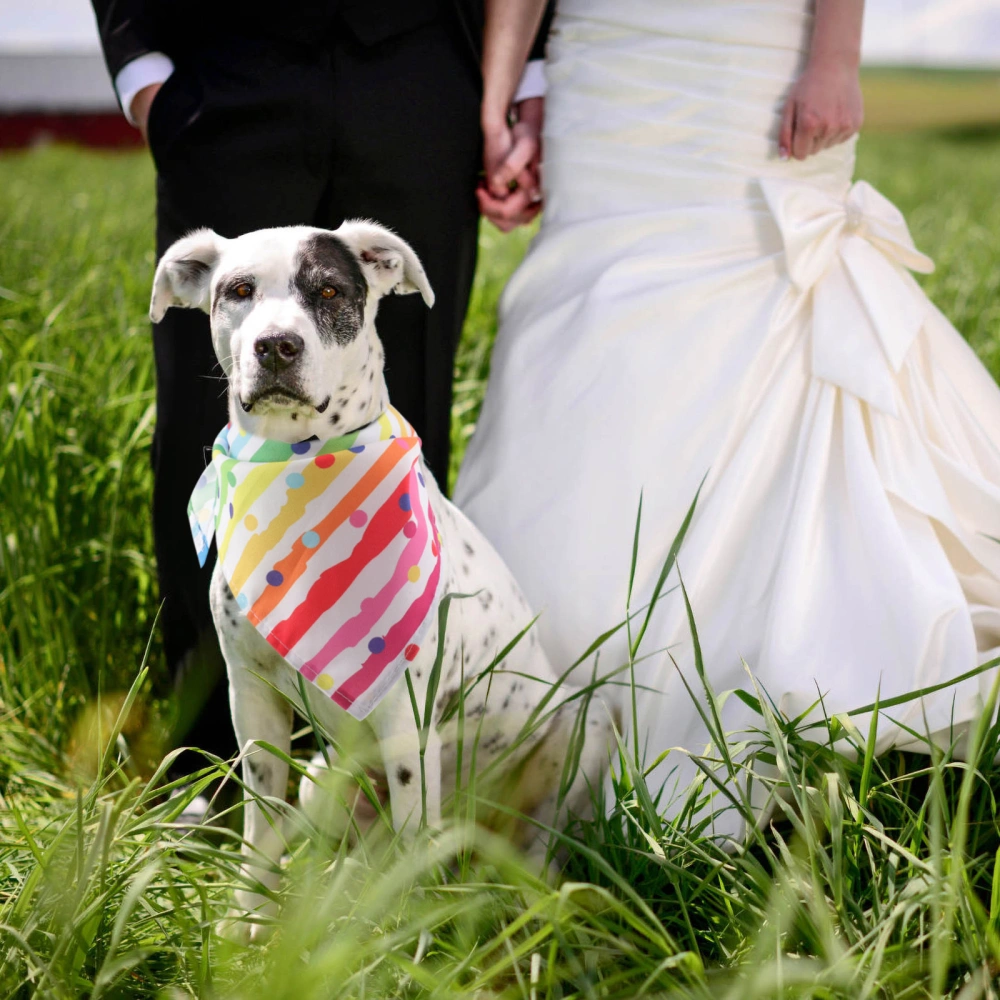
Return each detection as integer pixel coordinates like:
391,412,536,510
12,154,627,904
90,0,548,765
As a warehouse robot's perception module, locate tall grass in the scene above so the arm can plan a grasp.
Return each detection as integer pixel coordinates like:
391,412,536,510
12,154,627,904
1,130,1000,997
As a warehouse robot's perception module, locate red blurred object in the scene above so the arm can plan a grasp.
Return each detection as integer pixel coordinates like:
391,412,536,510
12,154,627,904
0,113,142,150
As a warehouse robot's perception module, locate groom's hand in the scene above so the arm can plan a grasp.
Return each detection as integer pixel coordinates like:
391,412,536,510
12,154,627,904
479,97,544,233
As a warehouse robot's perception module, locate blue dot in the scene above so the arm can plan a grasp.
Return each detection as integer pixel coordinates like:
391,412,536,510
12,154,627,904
349,445,366,454
368,636,386,655
228,502,234,518
266,570,284,587
286,472,305,489
301,530,320,548
417,473,425,486
399,492,411,512
291,440,311,454
236,593,249,609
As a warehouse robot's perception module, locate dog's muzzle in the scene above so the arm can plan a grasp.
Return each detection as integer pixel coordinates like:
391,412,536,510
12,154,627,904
254,331,303,374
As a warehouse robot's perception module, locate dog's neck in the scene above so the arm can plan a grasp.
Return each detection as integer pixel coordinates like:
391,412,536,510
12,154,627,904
227,327,391,444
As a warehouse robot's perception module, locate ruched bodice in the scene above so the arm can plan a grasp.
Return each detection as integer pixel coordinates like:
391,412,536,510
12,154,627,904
456,0,1000,833
544,0,851,223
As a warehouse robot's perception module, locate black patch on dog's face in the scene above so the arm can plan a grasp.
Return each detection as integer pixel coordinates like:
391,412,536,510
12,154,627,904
291,233,368,346
396,765,412,787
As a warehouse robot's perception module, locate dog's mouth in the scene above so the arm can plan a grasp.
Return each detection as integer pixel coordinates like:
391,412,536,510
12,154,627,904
240,388,331,414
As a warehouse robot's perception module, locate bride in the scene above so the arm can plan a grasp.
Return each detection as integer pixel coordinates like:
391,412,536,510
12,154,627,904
455,0,1000,822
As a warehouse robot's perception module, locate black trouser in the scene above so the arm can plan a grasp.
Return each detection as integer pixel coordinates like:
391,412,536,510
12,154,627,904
150,18,482,763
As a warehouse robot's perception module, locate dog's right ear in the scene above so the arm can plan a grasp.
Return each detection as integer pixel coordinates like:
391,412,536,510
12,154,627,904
150,229,227,323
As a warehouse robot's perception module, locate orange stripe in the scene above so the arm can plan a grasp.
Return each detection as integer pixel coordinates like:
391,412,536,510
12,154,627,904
228,451,358,595
248,439,416,623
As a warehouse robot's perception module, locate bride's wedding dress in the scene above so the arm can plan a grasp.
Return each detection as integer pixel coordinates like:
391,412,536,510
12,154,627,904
455,0,1000,818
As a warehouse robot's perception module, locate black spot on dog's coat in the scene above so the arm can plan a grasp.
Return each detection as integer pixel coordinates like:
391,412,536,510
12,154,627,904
291,233,367,346
246,757,270,784
396,765,413,787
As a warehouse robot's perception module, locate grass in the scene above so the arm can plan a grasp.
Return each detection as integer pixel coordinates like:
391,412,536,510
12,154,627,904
1,122,1000,998
861,69,1000,132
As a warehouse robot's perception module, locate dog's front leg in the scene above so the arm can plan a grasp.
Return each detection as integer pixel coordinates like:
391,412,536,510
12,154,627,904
373,696,442,838
224,661,293,943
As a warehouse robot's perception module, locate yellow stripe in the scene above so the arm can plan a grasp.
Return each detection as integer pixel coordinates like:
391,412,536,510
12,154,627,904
218,461,287,558
227,450,358,595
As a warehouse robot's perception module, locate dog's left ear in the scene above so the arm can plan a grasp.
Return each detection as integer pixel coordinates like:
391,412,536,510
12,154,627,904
335,221,435,308
150,228,227,323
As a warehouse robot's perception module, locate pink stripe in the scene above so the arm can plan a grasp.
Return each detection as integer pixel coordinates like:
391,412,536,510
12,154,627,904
332,554,442,710
299,465,428,679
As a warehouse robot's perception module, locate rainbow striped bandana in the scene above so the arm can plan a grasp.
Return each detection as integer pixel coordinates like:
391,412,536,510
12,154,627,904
188,407,443,719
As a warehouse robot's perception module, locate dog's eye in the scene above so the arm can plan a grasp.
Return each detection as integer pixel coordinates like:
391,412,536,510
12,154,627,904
320,286,337,300
234,282,253,298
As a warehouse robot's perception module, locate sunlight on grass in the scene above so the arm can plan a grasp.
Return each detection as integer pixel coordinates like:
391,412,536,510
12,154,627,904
1,129,1000,997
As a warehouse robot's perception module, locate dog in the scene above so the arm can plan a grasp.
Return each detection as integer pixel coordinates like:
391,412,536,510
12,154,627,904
150,221,613,942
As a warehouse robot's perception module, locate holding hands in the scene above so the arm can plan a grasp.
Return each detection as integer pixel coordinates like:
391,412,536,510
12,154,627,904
479,97,545,232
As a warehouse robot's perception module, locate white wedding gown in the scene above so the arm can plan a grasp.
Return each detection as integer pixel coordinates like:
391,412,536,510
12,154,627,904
455,0,1000,823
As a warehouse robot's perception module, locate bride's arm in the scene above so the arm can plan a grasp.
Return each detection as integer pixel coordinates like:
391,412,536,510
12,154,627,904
779,0,865,160
482,0,548,137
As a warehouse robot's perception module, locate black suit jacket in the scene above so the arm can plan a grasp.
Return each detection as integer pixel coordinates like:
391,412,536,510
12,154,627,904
91,0,552,100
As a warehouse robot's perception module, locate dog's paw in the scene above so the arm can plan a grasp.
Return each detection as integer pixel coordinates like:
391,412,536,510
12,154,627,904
216,911,252,946
298,751,386,842
218,891,279,946
217,909,277,946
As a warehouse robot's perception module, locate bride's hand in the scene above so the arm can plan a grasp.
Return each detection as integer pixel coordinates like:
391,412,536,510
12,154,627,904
478,98,544,232
778,57,864,161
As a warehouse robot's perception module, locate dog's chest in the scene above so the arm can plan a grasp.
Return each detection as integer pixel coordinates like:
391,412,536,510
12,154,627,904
212,487,557,763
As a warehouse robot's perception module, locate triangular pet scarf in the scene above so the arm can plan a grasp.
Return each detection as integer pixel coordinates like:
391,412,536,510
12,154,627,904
188,407,443,719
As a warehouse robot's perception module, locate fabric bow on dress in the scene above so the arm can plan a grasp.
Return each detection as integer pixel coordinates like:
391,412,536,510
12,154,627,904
760,178,935,416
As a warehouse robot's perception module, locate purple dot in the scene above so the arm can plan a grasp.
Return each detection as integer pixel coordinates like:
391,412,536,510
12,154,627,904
291,440,311,455
368,636,386,655
349,444,365,454
266,570,284,587
417,472,425,486
399,492,411,512
228,503,234,518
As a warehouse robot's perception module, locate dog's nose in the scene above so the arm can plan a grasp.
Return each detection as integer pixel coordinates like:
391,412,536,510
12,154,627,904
254,331,304,373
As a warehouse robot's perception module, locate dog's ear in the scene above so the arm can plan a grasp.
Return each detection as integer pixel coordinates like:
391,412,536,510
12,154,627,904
335,220,435,308
150,229,227,323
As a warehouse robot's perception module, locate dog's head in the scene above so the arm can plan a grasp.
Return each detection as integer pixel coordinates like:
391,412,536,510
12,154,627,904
150,222,434,441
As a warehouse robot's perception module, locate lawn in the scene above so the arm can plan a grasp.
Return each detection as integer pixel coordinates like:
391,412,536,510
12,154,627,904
2,123,1000,998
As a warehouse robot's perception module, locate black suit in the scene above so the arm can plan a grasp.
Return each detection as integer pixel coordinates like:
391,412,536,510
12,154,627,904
90,0,544,763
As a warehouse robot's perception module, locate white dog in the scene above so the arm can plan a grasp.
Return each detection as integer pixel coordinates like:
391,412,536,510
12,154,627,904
150,221,612,941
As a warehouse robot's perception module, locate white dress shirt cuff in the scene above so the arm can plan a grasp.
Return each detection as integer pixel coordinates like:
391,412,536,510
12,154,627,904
115,52,175,126
513,60,546,103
